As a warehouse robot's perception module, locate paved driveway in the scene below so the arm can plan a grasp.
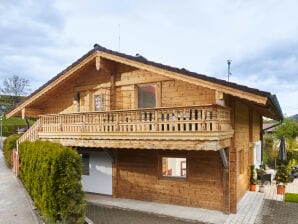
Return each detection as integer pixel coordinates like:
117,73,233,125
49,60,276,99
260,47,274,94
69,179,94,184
254,199,298,224
86,203,208,224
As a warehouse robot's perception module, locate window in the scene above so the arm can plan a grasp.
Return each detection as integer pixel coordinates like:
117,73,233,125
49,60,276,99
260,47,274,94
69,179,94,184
162,157,187,178
82,153,90,175
94,95,106,111
138,84,156,108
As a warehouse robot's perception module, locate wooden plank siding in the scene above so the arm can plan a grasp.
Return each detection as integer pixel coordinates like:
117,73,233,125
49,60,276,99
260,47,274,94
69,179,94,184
234,101,262,204
18,62,218,116
114,149,224,211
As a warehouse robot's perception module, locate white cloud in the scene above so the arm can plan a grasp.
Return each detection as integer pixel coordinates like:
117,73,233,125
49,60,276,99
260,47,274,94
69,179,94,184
0,0,298,116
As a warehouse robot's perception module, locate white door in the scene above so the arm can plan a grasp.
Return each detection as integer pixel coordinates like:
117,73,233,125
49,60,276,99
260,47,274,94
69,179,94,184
81,151,112,195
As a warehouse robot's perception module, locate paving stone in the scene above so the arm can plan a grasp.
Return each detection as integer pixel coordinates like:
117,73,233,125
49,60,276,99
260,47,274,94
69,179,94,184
86,203,210,224
254,199,298,224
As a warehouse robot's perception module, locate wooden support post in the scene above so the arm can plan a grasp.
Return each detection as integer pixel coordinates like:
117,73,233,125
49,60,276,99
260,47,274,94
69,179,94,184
229,97,237,213
223,165,230,214
249,109,254,165
21,108,26,119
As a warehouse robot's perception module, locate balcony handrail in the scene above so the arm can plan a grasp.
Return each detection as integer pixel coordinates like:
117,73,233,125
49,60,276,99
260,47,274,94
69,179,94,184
39,104,231,118
17,119,41,148
38,105,232,134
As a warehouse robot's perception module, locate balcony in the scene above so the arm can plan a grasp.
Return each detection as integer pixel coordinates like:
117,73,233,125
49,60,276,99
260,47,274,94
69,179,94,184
20,105,234,151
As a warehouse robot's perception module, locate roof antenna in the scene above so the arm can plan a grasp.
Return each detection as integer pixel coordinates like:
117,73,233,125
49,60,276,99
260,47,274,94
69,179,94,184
118,24,121,52
227,60,232,81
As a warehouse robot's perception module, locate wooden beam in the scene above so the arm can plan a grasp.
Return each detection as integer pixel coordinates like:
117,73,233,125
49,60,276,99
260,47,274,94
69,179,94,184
95,56,101,71
21,107,43,119
6,52,97,118
21,108,25,119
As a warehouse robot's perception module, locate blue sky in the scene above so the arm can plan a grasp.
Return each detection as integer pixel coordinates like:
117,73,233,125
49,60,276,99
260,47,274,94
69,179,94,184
0,0,298,116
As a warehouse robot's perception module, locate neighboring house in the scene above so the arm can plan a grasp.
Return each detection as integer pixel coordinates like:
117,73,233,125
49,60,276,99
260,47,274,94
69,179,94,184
6,44,283,214
0,94,24,113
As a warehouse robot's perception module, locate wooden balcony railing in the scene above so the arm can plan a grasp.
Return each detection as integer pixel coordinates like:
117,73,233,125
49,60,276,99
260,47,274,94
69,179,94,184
17,119,40,148
39,105,232,134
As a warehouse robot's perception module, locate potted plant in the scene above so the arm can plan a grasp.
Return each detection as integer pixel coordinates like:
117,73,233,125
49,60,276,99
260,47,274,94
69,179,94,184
275,163,289,195
249,165,257,191
256,168,266,193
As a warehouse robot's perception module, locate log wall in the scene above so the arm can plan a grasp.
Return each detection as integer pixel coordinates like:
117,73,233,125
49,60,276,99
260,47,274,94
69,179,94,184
36,63,216,114
114,149,224,211
234,101,261,203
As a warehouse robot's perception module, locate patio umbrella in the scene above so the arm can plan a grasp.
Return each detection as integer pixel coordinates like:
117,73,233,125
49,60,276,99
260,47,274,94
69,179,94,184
278,136,287,162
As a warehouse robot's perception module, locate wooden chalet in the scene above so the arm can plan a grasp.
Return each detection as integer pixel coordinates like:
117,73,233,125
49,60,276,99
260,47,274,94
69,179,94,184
6,44,283,214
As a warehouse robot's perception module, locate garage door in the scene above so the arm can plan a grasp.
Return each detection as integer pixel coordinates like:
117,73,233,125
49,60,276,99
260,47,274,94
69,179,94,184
81,151,112,195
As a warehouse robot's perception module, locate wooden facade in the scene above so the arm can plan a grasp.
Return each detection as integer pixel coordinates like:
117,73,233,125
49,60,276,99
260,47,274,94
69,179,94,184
7,45,283,214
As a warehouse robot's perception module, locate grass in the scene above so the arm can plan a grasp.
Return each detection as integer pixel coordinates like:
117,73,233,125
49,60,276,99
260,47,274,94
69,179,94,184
1,117,35,137
285,193,298,203
2,117,35,126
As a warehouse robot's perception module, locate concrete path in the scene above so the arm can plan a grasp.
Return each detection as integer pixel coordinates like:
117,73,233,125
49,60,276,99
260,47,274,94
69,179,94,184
0,152,38,224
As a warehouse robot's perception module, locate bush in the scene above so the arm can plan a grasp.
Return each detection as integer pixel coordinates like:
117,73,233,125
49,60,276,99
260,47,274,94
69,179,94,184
2,134,20,168
275,163,289,184
19,140,85,223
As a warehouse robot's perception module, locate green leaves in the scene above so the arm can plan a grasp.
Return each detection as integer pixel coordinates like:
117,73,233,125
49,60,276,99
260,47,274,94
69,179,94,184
2,134,21,168
18,140,85,223
275,118,298,140
275,163,289,184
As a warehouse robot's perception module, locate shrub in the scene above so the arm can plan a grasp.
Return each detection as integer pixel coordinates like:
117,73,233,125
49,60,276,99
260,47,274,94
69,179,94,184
249,165,257,185
19,140,85,223
2,134,20,168
275,163,289,184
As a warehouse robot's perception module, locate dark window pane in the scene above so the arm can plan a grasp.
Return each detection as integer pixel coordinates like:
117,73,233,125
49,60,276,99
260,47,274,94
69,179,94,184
138,85,156,108
82,153,90,175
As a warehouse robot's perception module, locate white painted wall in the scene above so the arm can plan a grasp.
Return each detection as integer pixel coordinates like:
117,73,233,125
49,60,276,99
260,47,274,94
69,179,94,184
254,141,262,168
81,151,112,195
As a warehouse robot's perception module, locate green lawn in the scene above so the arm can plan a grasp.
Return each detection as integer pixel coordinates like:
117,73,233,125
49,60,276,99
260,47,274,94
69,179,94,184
285,193,298,203
1,117,35,136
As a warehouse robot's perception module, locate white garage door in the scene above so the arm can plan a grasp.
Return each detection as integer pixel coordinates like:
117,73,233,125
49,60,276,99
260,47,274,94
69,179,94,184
81,151,112,195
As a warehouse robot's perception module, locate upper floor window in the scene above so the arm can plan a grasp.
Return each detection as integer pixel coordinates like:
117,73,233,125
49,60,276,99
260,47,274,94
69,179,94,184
138,84,156,108
94,95,106,111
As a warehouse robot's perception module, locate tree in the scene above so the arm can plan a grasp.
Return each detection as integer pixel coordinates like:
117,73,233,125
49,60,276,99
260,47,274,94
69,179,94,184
1,75,30,105
275,118,298,140
1,75,30,96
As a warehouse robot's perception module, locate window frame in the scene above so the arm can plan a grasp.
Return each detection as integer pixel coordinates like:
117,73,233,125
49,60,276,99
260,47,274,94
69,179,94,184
136,83,157,109
158,154,188,181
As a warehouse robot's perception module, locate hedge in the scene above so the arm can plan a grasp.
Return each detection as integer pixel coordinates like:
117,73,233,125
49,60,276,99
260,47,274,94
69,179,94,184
19,140,85,223
2,134,20,168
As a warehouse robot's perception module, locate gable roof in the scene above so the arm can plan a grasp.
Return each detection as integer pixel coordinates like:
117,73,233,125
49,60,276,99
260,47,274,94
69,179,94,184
6,44,283,120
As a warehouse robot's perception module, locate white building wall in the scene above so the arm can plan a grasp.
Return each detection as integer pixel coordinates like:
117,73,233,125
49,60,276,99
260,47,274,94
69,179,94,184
254,141,262,168
82,151,112,195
